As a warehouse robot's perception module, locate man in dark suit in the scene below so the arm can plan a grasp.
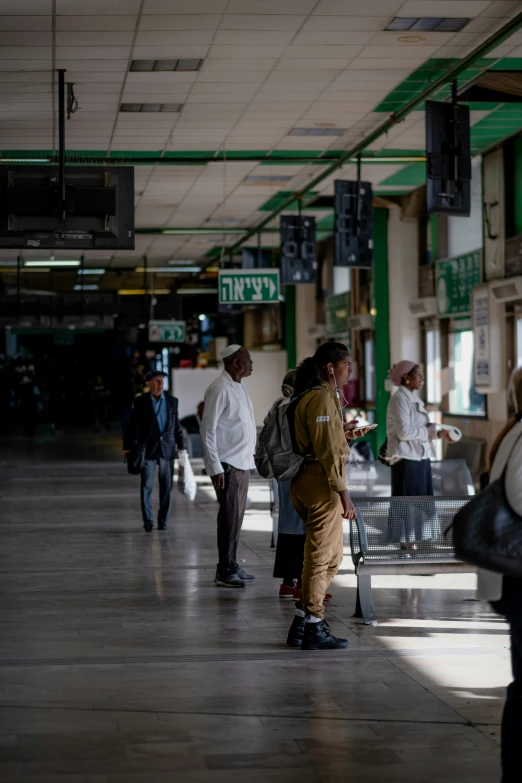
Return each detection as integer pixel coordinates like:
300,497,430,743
123,370,185,532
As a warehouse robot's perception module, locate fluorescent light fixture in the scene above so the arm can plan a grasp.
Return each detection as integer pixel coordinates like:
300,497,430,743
25,260,80,267
385,17,469,32
74,284,98,291
118,288,170,295
136,266,200,273
77,268,106,275
0,260,18,267
1,157,50,163
131,59,203,72
120,102,183,113
176,288,218,295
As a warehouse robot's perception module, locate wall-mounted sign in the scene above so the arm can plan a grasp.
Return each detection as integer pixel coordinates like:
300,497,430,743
506,234,522,278
472,287,490,387
436,250,482,317
218,269,280,304
148,320,185,343
326,291,350,336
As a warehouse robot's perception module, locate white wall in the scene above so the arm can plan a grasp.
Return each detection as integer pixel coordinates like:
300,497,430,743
295,284,318,363
447,156,483,258
243,349,288,426
171,367,222,420
388,206,421,367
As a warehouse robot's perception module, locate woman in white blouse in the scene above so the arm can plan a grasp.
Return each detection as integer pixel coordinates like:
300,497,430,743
478,368,522,783
386,360,451,548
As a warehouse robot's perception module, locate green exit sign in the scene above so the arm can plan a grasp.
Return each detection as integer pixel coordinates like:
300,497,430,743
219,269,280,304
148,320,186,343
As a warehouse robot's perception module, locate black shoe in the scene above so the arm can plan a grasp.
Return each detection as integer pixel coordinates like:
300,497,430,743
301,620,348,651
214,573,245,588
157,524,167,531
286,615,305,648
143,520,153,532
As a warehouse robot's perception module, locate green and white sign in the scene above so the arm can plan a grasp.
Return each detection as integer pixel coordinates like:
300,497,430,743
436,250,482,317
219,269,280,304
148,320,186,343
326,292,350,336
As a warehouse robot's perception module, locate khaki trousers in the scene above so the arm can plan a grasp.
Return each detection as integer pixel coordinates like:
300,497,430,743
290,462,344,619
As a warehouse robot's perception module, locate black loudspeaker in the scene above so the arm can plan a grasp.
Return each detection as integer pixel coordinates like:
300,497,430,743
280,215,317,284
426,99,471,216
334,180,373,268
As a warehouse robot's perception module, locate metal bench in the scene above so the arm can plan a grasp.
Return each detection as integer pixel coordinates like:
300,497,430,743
349,495,475,626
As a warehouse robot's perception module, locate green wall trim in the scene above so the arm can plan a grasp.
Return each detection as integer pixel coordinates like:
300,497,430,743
373,207,391,451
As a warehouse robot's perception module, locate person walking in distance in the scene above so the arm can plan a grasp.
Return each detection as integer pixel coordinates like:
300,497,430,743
123,370,185,532
286,342,359,651
200,345,257,588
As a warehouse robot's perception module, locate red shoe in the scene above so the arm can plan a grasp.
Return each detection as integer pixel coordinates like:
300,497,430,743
293,586,332,602
279,583,295,599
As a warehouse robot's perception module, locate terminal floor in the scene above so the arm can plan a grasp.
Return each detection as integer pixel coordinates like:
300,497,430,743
0,431,512,782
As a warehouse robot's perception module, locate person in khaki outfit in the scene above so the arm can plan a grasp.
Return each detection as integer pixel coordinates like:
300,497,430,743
286,342,370,651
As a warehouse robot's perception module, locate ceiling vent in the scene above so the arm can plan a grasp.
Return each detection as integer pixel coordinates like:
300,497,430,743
288,128,346,137
409,297,438,317
386,17,470,32
120,103,183,113
490,277,522,302
130,59,203,72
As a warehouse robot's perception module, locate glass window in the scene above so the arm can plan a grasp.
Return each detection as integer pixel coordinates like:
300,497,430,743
363,333,376,403
425,326,441,404
516,316,522,367
448,329,486,416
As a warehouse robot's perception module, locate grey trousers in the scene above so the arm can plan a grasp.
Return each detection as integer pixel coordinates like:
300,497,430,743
215,463,250,575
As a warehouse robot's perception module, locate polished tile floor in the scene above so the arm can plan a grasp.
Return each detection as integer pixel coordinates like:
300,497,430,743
0,431,512,782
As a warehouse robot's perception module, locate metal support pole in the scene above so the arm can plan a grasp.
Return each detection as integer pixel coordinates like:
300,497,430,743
16,255,21,318
57,69,66,209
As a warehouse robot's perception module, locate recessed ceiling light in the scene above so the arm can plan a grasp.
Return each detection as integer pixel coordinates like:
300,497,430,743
77,268,106,275
130,59,203,73
25,260,80,267
398,35,427,43
386,17,470,33
120,103,183,113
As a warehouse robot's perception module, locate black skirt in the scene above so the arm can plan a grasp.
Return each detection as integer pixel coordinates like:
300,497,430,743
388,459,439,543
273,533,306,580
391,458,434,496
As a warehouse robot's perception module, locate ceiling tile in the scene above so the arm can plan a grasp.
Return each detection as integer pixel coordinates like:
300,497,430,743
0,0,52,11
368,30,456,45
213,29,297,45
56,15,138,31
0,32,52,45
275,58,350,70
283,44,363,59
143,0,228,12
197,71,265,83
56,46,131,59
399,0,491,17
302,16,389,31
56,31,134,46
313,0,403,15
135,30,214,45
56,0,141,13
202,58,277,71
220,14,305,30
227,0,316,12
139,14,221,29
293,31,375,45
207,44,287,58
359,44,440,58
0,47,51,59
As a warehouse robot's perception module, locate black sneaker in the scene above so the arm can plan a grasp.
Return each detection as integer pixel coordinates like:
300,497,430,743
143,520,153,532
214,573,245,588
157,524,167,531
286,615,305,648
301,620,348,651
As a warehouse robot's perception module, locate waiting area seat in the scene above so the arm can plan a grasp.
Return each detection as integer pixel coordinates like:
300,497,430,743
350,495,475,625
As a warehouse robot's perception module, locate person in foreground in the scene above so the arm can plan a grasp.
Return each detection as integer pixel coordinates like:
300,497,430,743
286,342,358,651
200,345,257,588
123,370,185,532
478,368,522,783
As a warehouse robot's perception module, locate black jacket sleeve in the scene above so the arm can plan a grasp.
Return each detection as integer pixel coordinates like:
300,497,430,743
172,398,185,451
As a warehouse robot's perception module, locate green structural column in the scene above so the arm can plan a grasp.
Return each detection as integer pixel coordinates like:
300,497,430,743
514,135,522,236
373,208,391,449
284,284,297,370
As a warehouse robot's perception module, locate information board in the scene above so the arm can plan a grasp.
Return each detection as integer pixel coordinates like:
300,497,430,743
436,250,482,317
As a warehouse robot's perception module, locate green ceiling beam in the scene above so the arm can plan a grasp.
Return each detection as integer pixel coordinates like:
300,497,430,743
227,11,522,256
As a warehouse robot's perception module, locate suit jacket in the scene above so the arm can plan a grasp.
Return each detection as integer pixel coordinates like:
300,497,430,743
124,392,185,461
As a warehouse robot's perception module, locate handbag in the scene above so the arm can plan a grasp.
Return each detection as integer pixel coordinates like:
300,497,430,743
378,438,389,466
126,402,161,475
448,431,522,577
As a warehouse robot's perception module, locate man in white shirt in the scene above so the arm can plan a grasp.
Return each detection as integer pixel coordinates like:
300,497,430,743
200,345,257,588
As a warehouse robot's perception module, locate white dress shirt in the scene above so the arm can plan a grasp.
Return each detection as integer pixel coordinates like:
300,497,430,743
200,370,257,476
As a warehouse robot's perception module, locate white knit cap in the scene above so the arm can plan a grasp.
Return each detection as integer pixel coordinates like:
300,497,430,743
220,344,242,359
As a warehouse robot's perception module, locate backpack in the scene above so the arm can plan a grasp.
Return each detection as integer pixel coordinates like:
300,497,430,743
255,387,324,482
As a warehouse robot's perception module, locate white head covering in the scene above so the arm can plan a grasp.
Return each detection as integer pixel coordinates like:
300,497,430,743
220,344,242,360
